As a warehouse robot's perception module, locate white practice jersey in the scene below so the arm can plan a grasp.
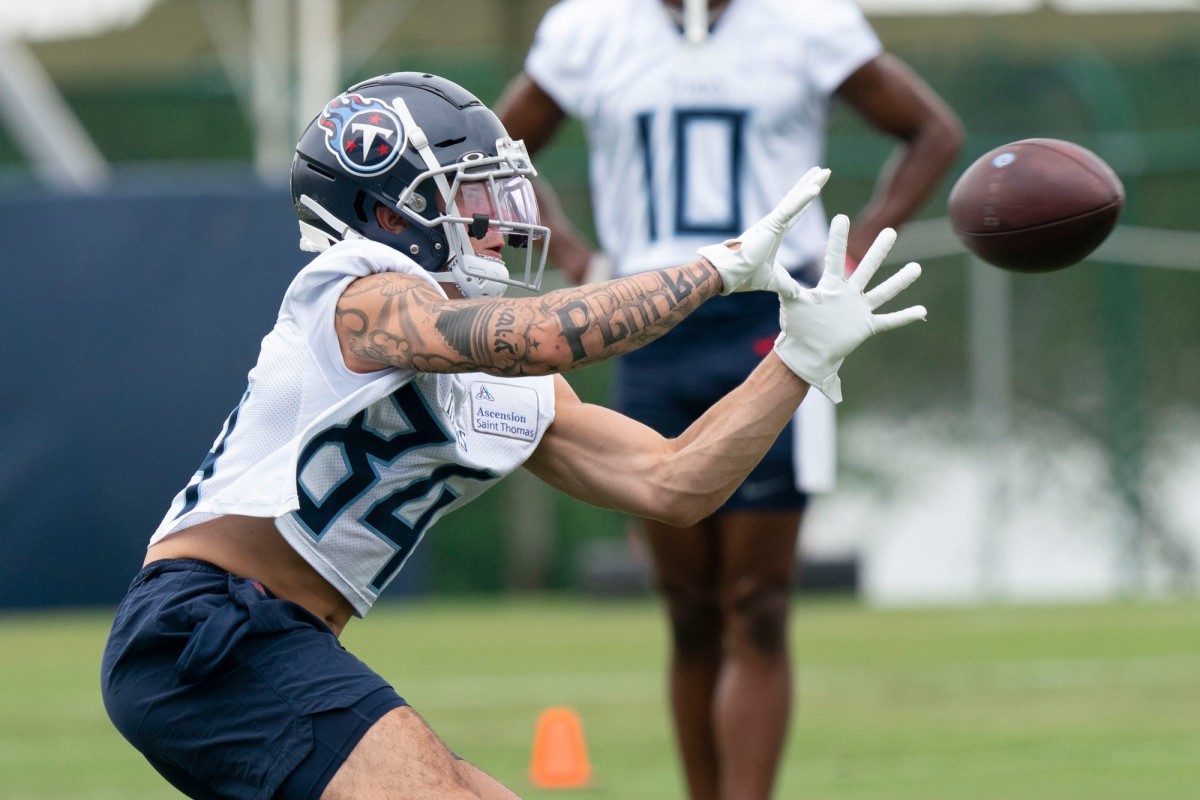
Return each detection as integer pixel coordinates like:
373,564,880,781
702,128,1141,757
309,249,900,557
526,0,881,279
151,239,556,616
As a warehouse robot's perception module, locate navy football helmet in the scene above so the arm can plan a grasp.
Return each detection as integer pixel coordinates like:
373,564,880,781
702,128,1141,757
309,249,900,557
290,72,548,298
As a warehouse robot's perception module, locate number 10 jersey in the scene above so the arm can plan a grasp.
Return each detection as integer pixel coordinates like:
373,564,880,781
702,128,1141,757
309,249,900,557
525,0,881,280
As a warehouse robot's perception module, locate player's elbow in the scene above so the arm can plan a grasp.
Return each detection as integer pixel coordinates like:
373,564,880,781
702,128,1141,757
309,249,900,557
905,103,964,171
643,503,703,529
929,108,966,164
656,498,725,528
665,501,717,528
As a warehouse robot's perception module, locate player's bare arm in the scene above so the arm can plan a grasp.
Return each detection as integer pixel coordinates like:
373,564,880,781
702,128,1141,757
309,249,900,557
836,53,964,260
494,72,567,155
495,73,598,283
336,260,721,376
526,359,809,527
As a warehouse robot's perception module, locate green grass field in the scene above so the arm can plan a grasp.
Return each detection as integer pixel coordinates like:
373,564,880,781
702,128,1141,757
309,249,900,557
2,595,1198,799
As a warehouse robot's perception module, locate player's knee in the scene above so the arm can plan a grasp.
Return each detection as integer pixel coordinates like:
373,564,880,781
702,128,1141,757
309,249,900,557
662,588,722,658
724,579,790,655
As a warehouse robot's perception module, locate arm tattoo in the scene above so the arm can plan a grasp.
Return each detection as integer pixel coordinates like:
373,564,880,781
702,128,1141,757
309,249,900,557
339,260,721,376
556,262,712,361
434,304,535,364
336,275,440,367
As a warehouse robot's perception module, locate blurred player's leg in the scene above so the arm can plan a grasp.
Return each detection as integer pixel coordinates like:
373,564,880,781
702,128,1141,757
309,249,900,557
643,508,801,800
714,509,803,800
320,706,521,800
643,516,723,800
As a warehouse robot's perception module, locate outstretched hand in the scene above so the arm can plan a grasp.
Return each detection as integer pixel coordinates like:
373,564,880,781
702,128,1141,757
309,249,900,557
697,167,831,298
774,214,926,403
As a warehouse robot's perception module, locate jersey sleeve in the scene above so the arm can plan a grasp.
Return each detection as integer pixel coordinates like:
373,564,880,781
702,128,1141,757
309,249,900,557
282,240,443,387
802,0,883,95
524,0,608,117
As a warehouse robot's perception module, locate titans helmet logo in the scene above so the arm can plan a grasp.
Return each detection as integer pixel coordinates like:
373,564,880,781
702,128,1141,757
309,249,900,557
318,93,407,176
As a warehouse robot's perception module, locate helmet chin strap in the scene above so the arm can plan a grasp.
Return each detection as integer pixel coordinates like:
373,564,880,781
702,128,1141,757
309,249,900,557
434,253,509,299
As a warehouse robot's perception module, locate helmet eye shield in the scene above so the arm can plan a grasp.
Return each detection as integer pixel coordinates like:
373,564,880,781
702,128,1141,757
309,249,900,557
448,178,544,239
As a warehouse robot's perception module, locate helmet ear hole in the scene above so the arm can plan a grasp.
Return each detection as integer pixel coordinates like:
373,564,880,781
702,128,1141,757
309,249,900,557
353,192,370,224
305,161,337,181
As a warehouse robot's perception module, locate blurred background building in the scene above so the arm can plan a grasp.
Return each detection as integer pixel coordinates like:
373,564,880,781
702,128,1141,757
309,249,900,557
2,0,1199,609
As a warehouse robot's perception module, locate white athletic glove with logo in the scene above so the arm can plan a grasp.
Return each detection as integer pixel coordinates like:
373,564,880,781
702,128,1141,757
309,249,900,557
697,166,831,297
775,214,926,403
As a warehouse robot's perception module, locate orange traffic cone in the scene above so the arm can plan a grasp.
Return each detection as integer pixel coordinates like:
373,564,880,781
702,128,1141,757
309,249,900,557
529,706,592,789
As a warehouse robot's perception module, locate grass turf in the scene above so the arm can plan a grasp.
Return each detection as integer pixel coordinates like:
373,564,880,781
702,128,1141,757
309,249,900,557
1,595,1197,799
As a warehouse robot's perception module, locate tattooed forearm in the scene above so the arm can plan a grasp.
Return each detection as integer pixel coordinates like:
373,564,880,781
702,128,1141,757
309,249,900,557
337,260,721,376
426,260,718,372
553,260,718,364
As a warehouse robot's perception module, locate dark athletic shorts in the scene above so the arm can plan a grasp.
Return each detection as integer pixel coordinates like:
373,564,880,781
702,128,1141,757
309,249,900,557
100,558,406,800
614,288,811,512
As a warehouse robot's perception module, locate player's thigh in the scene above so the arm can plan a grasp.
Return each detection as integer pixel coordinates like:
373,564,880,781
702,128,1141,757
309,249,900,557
321,705,516,800
641,516,720,595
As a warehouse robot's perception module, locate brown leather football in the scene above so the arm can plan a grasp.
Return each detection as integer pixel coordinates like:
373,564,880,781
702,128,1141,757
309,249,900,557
948,138,1124,272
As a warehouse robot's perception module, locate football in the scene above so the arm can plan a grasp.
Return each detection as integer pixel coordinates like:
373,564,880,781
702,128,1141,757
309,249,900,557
947,138,1124,272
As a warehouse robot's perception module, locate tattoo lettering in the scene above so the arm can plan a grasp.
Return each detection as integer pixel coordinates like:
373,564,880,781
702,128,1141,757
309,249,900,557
553,262,717,364
663,261,707,302
555,300,592,361
493,308,519,356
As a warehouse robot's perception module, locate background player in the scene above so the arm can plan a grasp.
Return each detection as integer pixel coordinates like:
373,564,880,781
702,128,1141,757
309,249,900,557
99,72,925,800
495,1,962,798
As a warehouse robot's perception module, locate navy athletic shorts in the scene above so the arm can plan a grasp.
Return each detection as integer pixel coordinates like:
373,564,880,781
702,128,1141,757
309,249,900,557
100,558,407,800
614,287,809,512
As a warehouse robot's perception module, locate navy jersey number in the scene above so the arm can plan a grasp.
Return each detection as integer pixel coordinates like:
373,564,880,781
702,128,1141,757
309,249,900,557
175,388,251,519
636,108,748,241
295,384,492,591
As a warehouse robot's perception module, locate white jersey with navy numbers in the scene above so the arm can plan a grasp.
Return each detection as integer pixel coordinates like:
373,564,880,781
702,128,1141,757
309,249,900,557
150,239,556,616
526,0,881,280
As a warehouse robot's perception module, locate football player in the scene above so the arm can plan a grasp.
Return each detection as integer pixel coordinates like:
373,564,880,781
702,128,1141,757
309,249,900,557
496,1,962,797
100,72,925,800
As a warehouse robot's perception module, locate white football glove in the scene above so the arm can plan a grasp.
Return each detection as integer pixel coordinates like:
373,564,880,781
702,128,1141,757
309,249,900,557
775,214,926,403
697,166,831,298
